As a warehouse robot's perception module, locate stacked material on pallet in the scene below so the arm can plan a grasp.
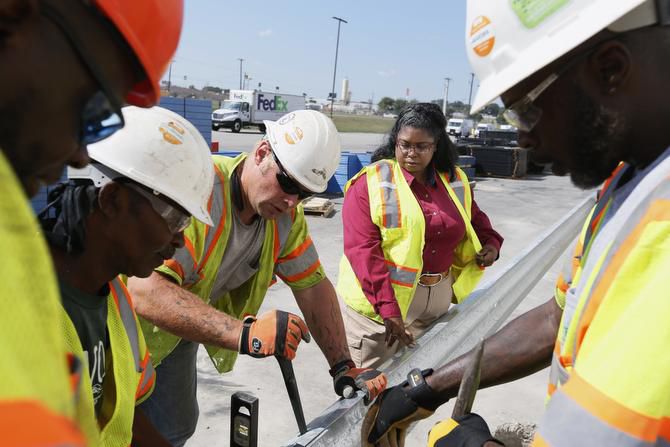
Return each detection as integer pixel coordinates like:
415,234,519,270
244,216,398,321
469,145,528,178
301,197,335,218
457,155,476,179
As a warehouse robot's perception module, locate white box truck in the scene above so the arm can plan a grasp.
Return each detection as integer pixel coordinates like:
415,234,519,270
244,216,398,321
447,117,475,137
212,90,305,133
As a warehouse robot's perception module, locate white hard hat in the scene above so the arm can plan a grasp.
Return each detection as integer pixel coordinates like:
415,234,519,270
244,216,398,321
467,0,659,114
70,106,214,226
263,110,341,193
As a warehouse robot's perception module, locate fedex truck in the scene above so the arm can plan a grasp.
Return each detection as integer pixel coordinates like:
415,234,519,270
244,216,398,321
212,90,305,133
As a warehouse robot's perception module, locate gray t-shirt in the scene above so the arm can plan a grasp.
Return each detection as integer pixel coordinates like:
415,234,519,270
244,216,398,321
209,207,266,302
59,279,109,416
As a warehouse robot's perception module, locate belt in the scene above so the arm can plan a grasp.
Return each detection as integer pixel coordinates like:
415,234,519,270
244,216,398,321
418,270,450,287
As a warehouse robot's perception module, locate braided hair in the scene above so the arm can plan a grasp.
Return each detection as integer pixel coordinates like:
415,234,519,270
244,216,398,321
372,102,458,179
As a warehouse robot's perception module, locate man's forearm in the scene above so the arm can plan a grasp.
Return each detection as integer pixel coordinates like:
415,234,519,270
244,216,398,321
128,272,242,350
294,278,351,367
425,297,563,404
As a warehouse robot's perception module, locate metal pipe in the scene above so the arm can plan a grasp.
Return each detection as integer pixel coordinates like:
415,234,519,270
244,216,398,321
282,195,595,447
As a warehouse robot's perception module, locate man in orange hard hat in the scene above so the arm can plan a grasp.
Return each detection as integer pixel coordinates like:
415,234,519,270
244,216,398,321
0,0,183,444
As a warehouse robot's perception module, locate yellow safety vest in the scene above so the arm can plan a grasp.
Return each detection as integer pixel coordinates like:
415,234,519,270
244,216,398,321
337,160,483,323
0,150,84,445
534,155,670,446
62,277,156,446
143,154,325,373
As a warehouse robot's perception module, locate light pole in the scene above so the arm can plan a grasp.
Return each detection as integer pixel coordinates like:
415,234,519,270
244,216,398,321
467,72,475,113
237,58,244,89
167,60,175,93
330,16,348,118
442,77,451,116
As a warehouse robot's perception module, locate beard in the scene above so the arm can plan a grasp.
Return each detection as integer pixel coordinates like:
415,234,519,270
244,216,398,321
567,84,629,189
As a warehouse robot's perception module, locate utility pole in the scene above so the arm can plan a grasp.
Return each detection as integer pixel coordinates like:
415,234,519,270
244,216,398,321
167,60,175,93
237,58,244,89
467,72,475,114
442,77,451,116
330,16,348,118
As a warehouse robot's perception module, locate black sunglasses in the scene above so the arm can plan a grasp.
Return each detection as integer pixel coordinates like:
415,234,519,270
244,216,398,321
40,3,125,146
271,151,312,200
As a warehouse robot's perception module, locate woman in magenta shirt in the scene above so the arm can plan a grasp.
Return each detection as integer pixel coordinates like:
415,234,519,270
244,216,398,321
340,103,503,368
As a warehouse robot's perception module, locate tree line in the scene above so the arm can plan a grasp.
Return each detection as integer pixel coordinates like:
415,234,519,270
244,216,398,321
377,96,505,123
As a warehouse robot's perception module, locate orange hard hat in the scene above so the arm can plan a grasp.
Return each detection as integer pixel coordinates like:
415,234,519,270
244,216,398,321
93,0,184,107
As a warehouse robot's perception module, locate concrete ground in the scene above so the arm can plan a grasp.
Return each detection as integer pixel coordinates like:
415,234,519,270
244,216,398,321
212,128,386,153
187,132,592,446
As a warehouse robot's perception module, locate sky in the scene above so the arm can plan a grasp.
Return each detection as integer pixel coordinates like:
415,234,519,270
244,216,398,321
163,0,478,104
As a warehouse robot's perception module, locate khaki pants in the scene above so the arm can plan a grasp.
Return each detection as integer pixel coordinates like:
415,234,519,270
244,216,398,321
344,273,454,369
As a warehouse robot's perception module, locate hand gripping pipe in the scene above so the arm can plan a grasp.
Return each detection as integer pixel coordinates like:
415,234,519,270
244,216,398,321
282,195,595,447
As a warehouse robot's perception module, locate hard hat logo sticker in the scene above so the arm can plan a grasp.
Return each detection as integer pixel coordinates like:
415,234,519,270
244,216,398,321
284,126,304,145
470,16,495,57
312,168,326,181
159,121,185,145
278,113,296,126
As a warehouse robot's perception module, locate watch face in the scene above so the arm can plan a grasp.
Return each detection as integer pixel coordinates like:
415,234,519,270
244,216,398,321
408,369,424,388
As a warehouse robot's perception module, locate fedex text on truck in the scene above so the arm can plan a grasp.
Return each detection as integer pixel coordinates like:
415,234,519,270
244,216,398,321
257,94,288,112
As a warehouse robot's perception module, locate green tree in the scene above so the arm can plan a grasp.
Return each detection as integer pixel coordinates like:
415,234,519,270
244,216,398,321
378,96,395,111
482,103,501,116
393,98,408,113
203,86,223,94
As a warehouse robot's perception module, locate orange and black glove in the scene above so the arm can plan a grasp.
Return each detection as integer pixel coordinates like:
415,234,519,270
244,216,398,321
238,310,310,360
330,359,388,405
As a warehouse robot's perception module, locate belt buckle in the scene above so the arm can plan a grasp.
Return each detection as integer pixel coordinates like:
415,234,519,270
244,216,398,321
419,272,443,287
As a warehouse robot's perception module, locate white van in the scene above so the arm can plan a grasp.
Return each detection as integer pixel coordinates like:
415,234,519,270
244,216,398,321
475,123,495,137
447,118,475,137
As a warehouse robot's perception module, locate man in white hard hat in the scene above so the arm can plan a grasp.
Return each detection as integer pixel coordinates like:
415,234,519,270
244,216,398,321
129,110,388,445
39,106,214,446
363,1,670,446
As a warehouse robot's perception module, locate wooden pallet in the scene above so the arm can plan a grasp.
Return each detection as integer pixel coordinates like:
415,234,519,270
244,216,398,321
302,197,336,218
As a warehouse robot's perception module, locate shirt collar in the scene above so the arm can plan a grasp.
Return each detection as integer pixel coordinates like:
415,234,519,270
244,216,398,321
400,161,437,187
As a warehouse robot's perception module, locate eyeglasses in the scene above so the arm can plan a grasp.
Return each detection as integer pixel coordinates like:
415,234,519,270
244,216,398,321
271,151,313,200
502,39,612,132
41,3,125,146
125,183,192,233
397,140,435,154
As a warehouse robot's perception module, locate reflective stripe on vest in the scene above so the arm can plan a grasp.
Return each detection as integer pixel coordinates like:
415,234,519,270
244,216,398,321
537,374,668,446
275,235,319,281
538,154,670,445
109,278,155,396
376,162,402,228
385,261,418,287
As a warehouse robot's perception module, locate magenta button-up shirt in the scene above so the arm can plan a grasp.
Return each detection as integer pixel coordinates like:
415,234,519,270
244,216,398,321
342,166,503,319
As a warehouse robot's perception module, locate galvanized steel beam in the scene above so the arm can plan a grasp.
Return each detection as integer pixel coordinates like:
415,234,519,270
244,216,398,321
283,195,595,447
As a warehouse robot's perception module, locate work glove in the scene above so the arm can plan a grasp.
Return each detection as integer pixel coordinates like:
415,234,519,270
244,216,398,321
330,359,387,405
362,369,444,447
238,310,310,360
427,413,504,447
